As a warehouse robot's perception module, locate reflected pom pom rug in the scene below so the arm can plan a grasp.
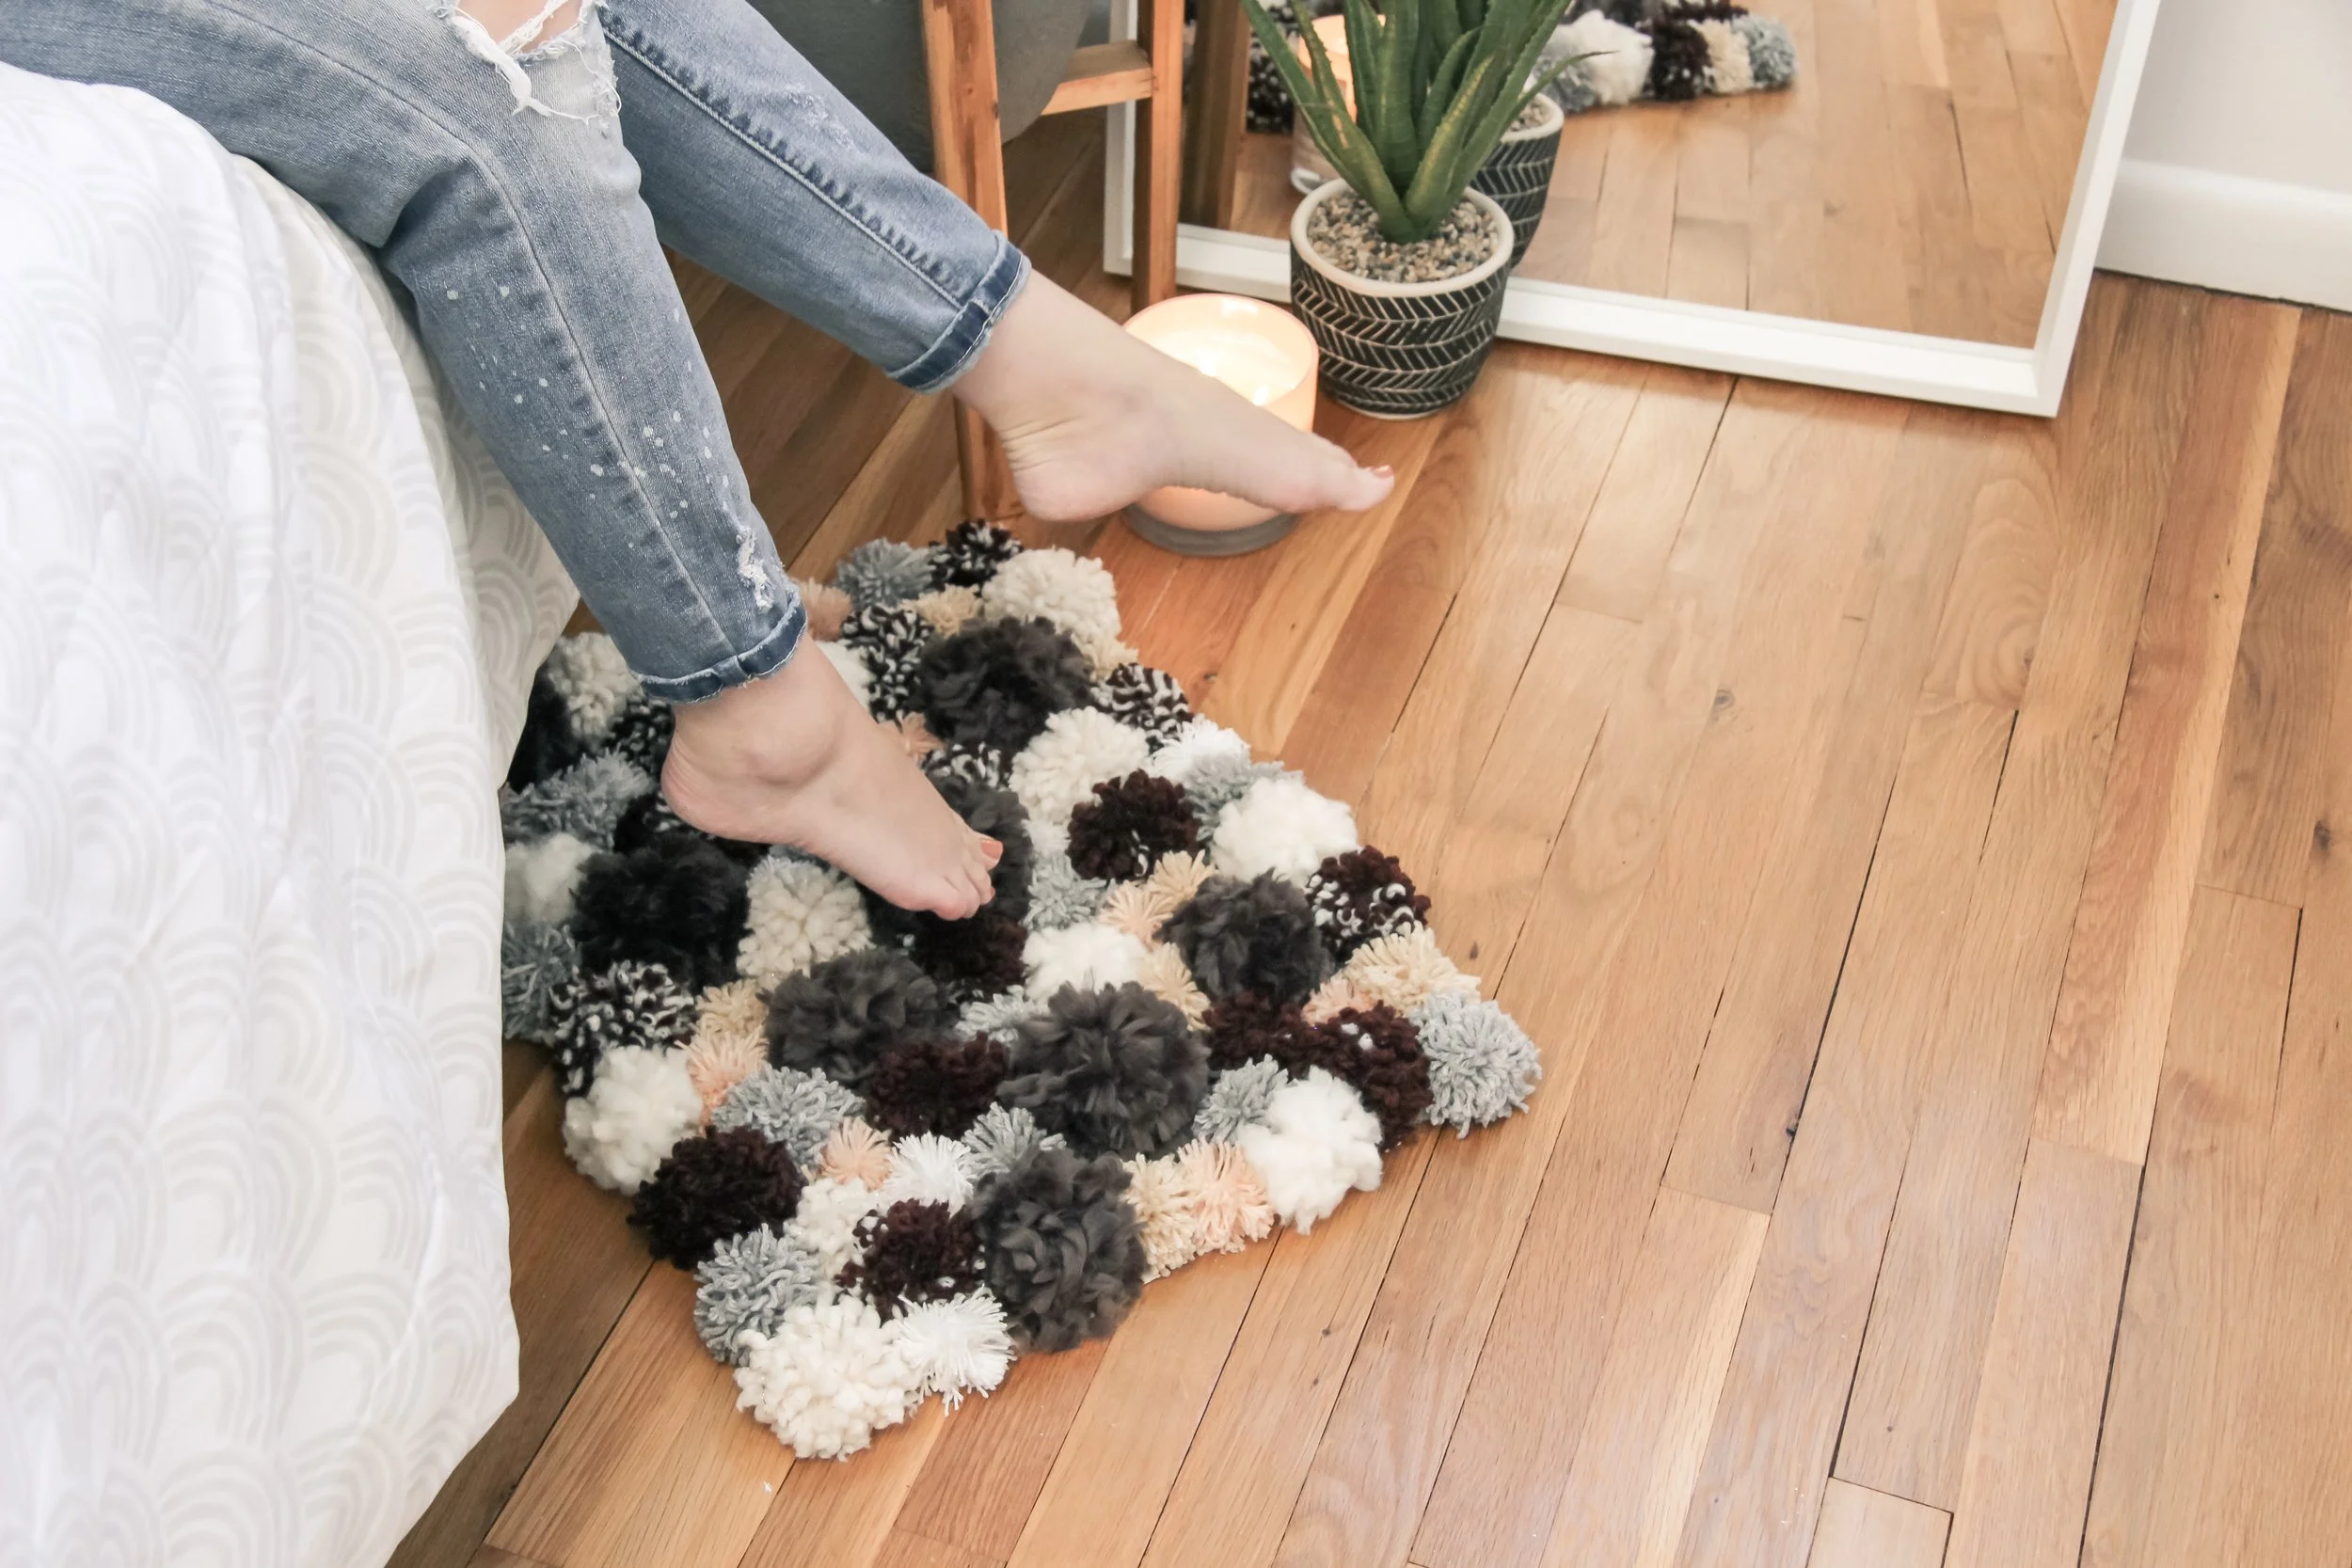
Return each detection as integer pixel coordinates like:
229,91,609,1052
499,523,1543,1460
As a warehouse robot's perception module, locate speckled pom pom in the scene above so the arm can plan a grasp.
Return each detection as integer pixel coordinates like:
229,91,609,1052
547,959,698,1097
713,1064,865,1166
1162,873,1337,1007
603,694,676,776
1306,848,1432,961
630,1126,806,1268
1646,16,1712,99
503,753,653,847
1000,983,1210,1160
1410,990,1543,1133
1309,1005,1433,1149
695,1225,825,1364
837,538,939,613
502,921,579,1043
864,1036,1009,1139
571,836,750,992
915,618,1098,755
971,1146,1148,1351
766,949,956,1089
932,518,1025,588
1093,664,1193,746
839,603,934,720
1066,771,1201,883
842,1199,984,1314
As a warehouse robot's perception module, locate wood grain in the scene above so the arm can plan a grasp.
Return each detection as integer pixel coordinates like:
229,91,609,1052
1805,1481,1949,1568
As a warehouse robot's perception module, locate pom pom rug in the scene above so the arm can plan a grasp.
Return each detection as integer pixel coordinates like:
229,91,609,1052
503,522,1543,1459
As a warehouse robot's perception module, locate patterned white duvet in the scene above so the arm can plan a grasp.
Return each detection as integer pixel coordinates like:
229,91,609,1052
0,63,577,1568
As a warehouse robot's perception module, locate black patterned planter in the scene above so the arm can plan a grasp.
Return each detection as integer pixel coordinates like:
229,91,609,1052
1288,182,1514,420
1471,92,1564,269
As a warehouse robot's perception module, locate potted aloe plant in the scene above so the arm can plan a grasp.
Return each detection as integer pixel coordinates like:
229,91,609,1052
1243,0,1581,417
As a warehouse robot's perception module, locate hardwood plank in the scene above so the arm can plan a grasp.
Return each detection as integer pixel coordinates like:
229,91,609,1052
1836,281,2204,1509
1921,420,2058,709
1586,108,1680,298
1412,387,1904,1568
1674,98,1752,226
472,1547,561,1568
1942,1139,2140,1568
1742,0,1824,323
2034,297,2298,1161
2078,885,2296,1568
1535,1191,1770,1568
893,1343,1108,1560
1812,0,1915,334
737,1404,948,1568
1551,368,1732,624
1664,217,1749,310
873,1528,1000,1568
1672,696,2014,1568
1805,1481,1949,1568
2197,309,2352,907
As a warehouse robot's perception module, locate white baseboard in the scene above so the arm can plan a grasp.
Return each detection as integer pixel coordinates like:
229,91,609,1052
2100,158,2352,313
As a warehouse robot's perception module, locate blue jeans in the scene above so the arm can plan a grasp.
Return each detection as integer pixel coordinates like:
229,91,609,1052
0,0,1029,701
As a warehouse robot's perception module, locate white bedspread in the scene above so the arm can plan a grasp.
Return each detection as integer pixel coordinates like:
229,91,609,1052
0,63,577,1568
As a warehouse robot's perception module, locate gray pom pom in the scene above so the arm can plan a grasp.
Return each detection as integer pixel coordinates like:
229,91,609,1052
766,948,955,1089
501,921,579,1043
971,1146,1147,1351
1410,990,1542,1133
960,990,1051,1044
1161,873,1335,1006
693,1225,825,1364
999,983,1210,1160
1736,15,1797,87
1545,57,1600,114
502,753,654,847
713,1064,866,1166
1190,1057,1290,1144
1027,850,1111,930
836,539,938,613
961,1102,1067,1179
1184,753,1288,820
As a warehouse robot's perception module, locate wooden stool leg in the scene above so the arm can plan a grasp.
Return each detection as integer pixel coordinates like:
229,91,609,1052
1133,0,1183,310
1181,0,1249,230
922,0,1022,519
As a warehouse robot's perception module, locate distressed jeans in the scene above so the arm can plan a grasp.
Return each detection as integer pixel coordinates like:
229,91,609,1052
0,0,1030,700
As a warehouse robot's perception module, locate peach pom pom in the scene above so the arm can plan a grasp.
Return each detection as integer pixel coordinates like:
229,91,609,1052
1302,975,1378,1024
687,980,769,1117
1178,1142,1277,1254
819,1117,896,1189
1136,942,1210,1027
799,578,851,641
908,584,981,638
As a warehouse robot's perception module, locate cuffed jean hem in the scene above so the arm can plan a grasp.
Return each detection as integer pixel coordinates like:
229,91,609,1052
639,593,807,703
889,237,1030,394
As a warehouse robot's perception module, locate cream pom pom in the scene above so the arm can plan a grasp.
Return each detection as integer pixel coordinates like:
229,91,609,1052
980,546,1122,648
1144,850,1216,912
1178,1141,1277,1254
1211,776,1360,884
1125,1152,1204,1279
876,1132,978,1212
686,979,769,1116
908,584,982,639
819,1118,896,1188
562,1045,704,1194
1697,17,1753,93
1009,708,1154,827
1233,1068,1384,1233
1147,719,1252,786
1341,925,1480,1014
733,1297,922,1459
894,1292,1014,1408
789,1174,883,1278
1024,922,1151,997
541,631,640,742
816,638,874,708
1560,10,1652,105
1136,942,1210,1026
1303,975,1379,1023
1079,630,1140,681
505,832,597,926
739,856,872,986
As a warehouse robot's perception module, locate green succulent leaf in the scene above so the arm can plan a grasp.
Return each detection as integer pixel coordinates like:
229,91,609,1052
1373,0,1423,188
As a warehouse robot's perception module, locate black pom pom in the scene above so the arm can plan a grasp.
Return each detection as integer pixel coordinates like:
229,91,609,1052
840,603,934,721
999,983,1209,1160
571,835,750,991
629,1127,804,1268
1161,872,1336,1006
1309,1004,1433,1149
1066,771,1201,883
1093,664,1193,746
611,790,766,867
1647,18,1712,100
933,519,1025,588
603,694,676,775
841,1198,984,1314
1200,990,1314,1074
971,1146,1146,1351
546,959,697,1095
1305,847,1432,960
907,908,1031,1002
863,1035,1009,1138
914,617,1097,756
509,671,585,789
764,948,955,1088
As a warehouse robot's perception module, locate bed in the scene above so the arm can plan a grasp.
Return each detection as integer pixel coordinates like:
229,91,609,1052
0,60,577,1568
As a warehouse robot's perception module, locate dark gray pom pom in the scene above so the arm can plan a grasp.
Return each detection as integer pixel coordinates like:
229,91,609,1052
998,983,1210,1160
502,753,654,847
1161,872,1337,1006
764,949,956,1089
547,959,695,1096
970,1145,1146,1351
914,618,1097,756
502,921,579,1043
570,834,750,993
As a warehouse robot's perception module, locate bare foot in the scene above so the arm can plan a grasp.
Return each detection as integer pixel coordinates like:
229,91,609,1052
954,276,1395,524
663,647,1001,918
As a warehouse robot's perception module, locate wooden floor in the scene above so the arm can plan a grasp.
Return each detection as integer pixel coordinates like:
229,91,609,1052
400,114,2352,1568
1224,0,2111,346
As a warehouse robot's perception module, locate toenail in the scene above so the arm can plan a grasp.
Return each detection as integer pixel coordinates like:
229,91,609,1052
1369,465,1394,480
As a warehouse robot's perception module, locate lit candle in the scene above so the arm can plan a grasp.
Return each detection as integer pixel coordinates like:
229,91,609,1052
1123,294,1319,544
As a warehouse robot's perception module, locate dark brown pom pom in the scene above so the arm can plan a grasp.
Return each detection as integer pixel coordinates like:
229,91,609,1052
1305,847,1433,960
1066,770,1201,883
841,1198,983,1314
907,907,1030,1001
1201,990,1314,1073
863,1036,1009,1139
629,1127,804,1268
1648,18,1712,100
1309,1004,1433,1149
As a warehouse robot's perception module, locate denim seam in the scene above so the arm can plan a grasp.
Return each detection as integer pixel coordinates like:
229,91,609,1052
893,240,1028,392
597,25,963,316
202,0,755,681
638,592,805,703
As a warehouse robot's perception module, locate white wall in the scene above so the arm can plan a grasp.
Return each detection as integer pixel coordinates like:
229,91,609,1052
2098,0,2352,310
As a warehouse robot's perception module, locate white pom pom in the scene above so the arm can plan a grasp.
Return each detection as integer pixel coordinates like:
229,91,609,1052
789,1175,883,1278
561,1045,704,1194
1211,775,1360,883
733,1297,921,1459
980,546,1122,648
815,638,874,708
541,631,641,742
1146,717,1253,782
1233,1068,1384,1233
504,832,597,926
1561,11,1651,104
1024,922,1150,997
876,1132,978,1212
893,1292,1014,1407
1010,708,1153,828
739,856,873,986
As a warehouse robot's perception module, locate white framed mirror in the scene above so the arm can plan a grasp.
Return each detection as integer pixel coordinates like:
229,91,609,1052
1101,0,2166,416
